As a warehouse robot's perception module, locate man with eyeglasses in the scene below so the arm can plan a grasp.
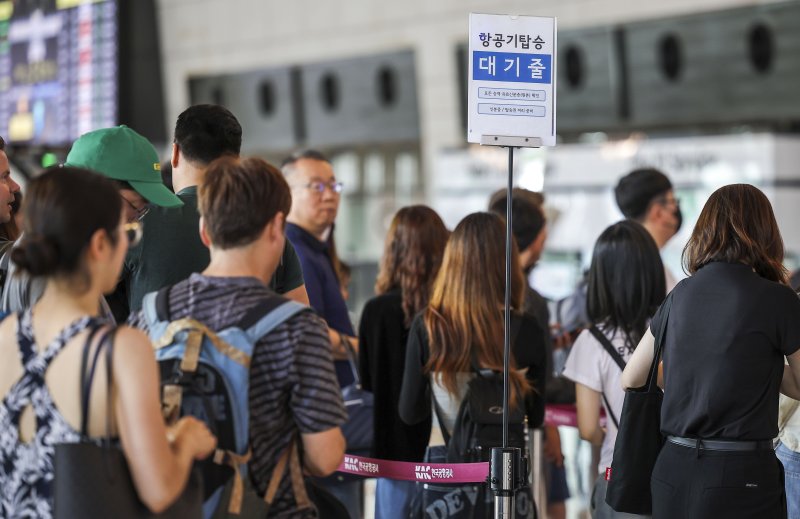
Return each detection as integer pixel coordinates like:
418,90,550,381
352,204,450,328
614,167,682,292
281,149,361,517
122,104,310,321
1,125,182,318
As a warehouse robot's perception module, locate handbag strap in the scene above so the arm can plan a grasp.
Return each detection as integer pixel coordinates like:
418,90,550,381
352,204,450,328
340,333,360,387
79,324,111,437
79,325,117,440
601,392,620,430
589,326,624,429
646,293,674,392
589,326,626,371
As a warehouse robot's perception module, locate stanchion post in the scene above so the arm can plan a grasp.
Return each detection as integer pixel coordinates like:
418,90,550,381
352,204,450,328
489,145,524,519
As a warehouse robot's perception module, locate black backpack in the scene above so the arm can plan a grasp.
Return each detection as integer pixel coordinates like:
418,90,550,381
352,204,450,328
445,368,528,463
441,320,528,463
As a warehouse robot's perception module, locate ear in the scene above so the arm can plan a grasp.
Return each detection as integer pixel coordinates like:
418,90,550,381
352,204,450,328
199,216,212,248
86,227,110,263
271,212,286,241
644,201,662,224
171,142,180,169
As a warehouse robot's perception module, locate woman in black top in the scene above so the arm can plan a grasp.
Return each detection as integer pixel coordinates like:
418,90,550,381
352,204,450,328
358,206,448,519
622,184,800,519
399,211,546,458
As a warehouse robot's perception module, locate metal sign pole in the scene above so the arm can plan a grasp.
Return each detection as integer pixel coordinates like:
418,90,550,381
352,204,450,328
490,145,523,519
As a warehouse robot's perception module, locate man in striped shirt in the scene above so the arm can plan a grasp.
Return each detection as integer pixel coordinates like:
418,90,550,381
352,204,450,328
132,156,347,517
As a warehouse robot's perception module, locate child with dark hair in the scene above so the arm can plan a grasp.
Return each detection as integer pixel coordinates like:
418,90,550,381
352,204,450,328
562,220,665,519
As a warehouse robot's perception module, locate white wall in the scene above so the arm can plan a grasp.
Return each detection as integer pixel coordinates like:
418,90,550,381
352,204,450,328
155,0,784,171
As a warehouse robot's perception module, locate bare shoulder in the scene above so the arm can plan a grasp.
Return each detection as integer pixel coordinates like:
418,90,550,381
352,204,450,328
112,325,155,359
0,312,18,332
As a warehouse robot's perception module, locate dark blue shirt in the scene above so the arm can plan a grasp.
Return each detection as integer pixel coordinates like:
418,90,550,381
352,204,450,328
286,223,355,386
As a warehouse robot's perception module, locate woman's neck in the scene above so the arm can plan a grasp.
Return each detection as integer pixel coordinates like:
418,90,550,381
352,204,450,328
35,278,103,320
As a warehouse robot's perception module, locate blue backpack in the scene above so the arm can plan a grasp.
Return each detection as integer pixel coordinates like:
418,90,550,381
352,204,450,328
142,285,310,518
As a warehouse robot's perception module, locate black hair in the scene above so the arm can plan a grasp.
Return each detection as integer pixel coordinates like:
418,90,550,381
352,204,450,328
0,135,5,151
12,167,122,284
587,220,666,350
614,168,673,221
160,160,174,193
280,149,331,170
174,104,242,165
488,188,546,251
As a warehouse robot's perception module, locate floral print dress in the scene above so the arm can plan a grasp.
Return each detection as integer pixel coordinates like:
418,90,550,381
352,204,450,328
0,311,99,519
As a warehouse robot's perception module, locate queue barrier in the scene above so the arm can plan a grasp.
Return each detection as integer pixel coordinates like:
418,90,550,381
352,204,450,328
336,454,489,483
335,405,584,483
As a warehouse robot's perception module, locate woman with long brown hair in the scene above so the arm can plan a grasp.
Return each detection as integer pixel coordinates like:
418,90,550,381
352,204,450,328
622,184,800,518
358,205,449,519
398,212,547,509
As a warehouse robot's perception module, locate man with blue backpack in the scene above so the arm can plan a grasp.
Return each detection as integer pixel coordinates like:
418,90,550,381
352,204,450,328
132,156,347,518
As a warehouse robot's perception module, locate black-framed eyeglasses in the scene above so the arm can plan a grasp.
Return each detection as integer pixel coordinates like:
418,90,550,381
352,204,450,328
121,195,150,221
302,181,343,194
124,222,143,247
656,195,680,207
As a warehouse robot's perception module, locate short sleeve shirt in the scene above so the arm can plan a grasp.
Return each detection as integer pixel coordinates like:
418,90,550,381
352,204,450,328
652,261,800,440
134,274,346,518
562,327,631,474
125,187,304,313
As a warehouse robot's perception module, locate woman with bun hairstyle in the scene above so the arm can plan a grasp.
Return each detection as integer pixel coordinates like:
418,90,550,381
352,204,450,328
0,167,216,518
622,184,800,518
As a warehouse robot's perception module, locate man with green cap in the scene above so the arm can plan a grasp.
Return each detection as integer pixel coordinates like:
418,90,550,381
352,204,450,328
0,125,182,318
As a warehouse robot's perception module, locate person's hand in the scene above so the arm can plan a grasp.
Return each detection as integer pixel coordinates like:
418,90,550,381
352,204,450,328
169,416,217,460
543,424,564,467
550,325,572,351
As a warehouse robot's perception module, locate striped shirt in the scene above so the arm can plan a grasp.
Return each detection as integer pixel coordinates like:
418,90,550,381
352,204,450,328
131,274,346,518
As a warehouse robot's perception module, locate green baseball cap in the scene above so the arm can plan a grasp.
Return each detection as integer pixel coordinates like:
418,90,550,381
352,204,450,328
65,125,182,208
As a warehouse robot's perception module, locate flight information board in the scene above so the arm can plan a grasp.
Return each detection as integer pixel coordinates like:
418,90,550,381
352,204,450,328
0,0,117,146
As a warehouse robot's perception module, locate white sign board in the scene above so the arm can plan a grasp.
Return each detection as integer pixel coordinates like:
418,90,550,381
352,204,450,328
467,13,557,147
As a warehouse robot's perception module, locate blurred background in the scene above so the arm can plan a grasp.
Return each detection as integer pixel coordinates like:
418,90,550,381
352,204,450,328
4,1,800,516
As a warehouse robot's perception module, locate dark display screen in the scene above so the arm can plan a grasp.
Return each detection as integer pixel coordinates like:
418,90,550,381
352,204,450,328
0,0,117,145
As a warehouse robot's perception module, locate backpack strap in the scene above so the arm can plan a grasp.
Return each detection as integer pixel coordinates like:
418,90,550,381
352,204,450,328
264,438,312,512
141,284,173,330
589,326,624,429
242,298,309,343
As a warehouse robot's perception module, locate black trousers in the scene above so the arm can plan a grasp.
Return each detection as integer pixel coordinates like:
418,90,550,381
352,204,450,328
651,441,786,519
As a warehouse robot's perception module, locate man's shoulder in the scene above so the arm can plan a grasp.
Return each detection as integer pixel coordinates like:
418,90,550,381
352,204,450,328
269,307,326,337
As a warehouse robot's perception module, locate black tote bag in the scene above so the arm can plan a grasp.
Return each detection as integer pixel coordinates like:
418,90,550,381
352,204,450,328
54,326,203,519
605,293,673,515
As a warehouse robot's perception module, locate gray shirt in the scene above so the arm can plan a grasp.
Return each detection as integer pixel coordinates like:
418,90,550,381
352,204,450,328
1,236,114,321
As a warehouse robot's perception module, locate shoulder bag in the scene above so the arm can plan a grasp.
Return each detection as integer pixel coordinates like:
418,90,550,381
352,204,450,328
54,326,203,518
604,293,673,515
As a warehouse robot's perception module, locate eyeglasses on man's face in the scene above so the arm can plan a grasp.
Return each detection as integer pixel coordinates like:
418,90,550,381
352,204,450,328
123,221,143,247
656,195,680,208
301,180,344,195
121,194,150,221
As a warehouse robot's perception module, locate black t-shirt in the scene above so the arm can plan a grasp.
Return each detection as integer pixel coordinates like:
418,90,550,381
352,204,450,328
653,261,800,441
